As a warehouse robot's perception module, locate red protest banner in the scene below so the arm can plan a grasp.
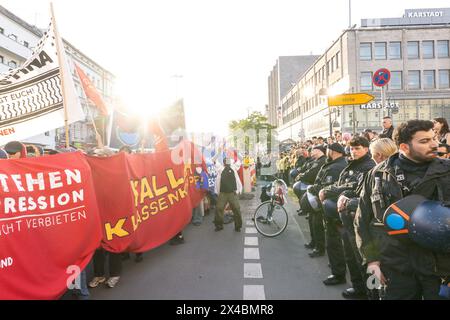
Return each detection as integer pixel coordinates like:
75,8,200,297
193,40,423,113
0,152,102,300
86,140,205,253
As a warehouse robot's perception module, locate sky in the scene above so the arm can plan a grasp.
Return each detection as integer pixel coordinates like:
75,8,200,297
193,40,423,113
2,0,450,136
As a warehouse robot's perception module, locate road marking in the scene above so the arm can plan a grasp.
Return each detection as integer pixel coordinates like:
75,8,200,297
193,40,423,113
244,263,263,278
245,227,257,234
244,236,258,246
244,247,260,260
246,220,254,226
243,285,266,300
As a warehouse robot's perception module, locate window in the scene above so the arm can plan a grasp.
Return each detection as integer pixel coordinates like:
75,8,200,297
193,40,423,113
0,55,3,64
408,41,419,59
335,52,339,69
374,42,387,60
439,70,450,89
389,42,402,59
360,43,372,60
360,72,373,90
423,70,435,89
389,71,402,90
437,40,449,58
408,70,421,89
422,41,434,59
0,27,4,34
23,41,29,48
8,60,17,68
8,34,17,41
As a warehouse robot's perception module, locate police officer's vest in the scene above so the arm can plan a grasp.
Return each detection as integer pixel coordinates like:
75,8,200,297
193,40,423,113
220,166,237,193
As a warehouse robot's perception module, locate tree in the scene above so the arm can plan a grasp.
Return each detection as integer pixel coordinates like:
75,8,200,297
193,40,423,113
228,111,277,156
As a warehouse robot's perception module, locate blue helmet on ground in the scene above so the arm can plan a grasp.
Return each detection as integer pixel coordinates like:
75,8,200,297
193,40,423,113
322,199,339,220
290,168,299,180
409,200,450,253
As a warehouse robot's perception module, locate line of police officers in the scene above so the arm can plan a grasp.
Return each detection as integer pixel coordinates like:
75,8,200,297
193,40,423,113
293,119,450,300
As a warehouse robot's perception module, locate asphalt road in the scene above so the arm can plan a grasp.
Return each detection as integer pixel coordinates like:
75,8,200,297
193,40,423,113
87,181,347,300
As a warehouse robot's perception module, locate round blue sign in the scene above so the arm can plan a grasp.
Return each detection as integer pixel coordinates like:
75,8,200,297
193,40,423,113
373,68,391,87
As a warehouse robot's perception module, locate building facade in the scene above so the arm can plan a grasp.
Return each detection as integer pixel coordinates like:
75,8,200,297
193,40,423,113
0,5,115,149
277,7,450,141
267,55,319,128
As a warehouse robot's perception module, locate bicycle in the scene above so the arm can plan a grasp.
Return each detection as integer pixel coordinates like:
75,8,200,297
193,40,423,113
253,179,289,237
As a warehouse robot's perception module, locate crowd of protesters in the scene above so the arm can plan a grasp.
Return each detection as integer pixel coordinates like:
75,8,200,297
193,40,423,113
2,115,449,300
0,135,221,300
277,116,450,300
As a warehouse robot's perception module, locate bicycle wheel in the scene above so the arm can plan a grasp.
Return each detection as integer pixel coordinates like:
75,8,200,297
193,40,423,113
253,201,288,237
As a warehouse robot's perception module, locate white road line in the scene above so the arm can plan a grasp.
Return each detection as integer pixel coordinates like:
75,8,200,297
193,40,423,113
244,236,258,246
244,263,263,278
244,247,260,260
246,220,254,226
245,227,258,234
243,285,266,300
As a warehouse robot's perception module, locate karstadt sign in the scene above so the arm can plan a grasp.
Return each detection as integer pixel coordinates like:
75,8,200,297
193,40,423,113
406,10,444,18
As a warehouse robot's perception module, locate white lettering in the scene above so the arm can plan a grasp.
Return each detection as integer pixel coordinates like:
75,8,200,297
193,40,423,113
65,169,81,185
48,172,63,189
4,198,16,214
25,173,45,191
11,175,25,191
0,174,9,192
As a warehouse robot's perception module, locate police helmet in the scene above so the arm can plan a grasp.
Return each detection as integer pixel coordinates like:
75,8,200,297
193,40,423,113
293,181,309,199
322,199,339,220
300,192,320,212
383,195,427,243
409,200,450,253
290,168,299,180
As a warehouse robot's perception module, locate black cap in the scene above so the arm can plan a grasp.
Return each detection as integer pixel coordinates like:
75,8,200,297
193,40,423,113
327,143,346,155
312,145,327,154
4,141,25,155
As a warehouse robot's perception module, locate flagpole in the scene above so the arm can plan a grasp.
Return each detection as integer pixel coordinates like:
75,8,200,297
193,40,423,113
50,2,70,148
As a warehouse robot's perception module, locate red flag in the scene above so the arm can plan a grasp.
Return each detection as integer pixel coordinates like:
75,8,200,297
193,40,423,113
74,63,108,116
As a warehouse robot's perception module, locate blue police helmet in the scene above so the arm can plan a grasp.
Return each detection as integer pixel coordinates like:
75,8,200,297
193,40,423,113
409,200,450,253
383,194,427,243
290,168,299,179
322,199,339,220
293,181,309,199
300,192,319,213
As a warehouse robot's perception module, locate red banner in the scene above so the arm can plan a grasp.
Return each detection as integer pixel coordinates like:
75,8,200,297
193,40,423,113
86,141,205,253
0,152,102,300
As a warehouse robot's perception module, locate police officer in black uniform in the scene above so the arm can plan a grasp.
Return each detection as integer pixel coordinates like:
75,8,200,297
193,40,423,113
321,137,375,297
306,143,347,258
355,120,450,299
296,145,327,250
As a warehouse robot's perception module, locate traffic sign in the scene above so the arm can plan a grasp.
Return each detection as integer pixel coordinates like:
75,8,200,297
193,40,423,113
373,68,391,87
328,93,375,107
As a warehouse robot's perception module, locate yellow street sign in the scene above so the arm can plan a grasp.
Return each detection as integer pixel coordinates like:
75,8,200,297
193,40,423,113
328,93,375,107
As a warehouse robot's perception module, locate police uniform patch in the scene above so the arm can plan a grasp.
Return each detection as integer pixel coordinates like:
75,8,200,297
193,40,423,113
326,176,333,183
